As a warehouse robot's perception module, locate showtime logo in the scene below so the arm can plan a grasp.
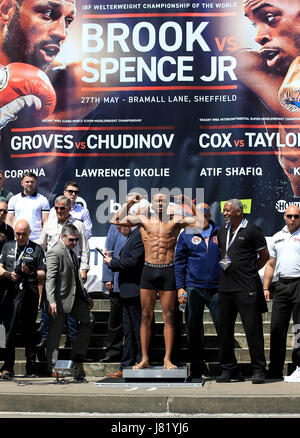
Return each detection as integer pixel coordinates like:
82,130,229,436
275,200,300,213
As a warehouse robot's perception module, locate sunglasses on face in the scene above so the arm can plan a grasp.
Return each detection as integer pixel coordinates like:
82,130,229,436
65,189,79,195
55,206,67,211
67,238,80,243
0,209,7,214
286,214,300,219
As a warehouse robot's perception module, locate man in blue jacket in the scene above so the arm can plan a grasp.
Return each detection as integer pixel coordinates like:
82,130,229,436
175,203,220,380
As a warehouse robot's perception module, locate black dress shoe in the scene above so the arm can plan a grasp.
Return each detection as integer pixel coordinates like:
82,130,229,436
252,372,266,384
73,363,88,383
74,376,88,383
216,369,244,383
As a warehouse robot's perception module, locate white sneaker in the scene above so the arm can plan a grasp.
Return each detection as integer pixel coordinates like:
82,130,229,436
284,367,300,382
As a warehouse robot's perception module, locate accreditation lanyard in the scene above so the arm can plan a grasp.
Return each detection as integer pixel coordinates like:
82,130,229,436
225,218,247,255
13,242,28,270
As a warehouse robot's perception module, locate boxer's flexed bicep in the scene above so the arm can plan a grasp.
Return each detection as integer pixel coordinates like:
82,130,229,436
0,63,56,129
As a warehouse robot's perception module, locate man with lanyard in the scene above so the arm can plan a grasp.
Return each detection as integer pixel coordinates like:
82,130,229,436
0,219,46,378
216,199,269,384
176,203,220,381
263,205,300,382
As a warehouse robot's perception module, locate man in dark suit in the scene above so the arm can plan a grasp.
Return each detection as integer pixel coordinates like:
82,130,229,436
45,223,94,381
103,225,145,378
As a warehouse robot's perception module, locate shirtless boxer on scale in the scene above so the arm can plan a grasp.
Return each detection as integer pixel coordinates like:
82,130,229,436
110,193,207,370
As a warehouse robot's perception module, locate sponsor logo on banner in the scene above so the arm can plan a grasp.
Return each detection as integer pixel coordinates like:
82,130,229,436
275,200,300,213
220,199,252,214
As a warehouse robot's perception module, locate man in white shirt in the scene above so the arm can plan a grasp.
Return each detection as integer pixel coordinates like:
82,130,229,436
7,172,50,242
49,181,92,239
264,205,300,381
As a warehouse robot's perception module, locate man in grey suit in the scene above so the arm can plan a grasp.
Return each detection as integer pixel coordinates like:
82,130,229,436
45,224,94,381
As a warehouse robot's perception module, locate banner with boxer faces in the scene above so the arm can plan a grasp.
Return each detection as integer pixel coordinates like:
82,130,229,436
0,1,299,261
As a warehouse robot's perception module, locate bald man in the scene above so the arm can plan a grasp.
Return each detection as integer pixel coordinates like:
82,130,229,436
175,203,221,381
263,205,300,381
0,219,46,378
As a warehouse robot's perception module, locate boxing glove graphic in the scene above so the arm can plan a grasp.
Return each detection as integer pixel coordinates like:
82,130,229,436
0,63,56,128
278,57,300,112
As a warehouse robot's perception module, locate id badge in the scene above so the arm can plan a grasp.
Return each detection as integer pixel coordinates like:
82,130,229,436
219,253,232,271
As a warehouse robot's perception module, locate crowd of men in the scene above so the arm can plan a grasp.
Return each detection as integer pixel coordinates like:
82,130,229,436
0,172,93,381
0,170,300,385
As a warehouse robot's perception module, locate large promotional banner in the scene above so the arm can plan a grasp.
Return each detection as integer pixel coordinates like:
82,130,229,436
1,0,300,288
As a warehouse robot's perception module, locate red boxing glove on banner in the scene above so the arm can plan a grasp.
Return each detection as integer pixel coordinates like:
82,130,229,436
0,62,56,119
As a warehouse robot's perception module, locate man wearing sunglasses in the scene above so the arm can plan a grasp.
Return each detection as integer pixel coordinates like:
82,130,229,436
49,181,92,240
45,223,94,381
263,205,300,382
38,195,89,280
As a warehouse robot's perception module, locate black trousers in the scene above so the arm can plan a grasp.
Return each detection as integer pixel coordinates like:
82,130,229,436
218,290,266,374
185,287,219,375
269,279,300,373
120,296,141,369
1,285,38,374
106,292,123,359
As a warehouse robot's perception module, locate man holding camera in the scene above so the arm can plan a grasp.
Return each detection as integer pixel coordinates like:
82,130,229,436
0,219,46,378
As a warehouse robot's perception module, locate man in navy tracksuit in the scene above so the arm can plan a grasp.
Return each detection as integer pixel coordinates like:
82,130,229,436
175,203,220,380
